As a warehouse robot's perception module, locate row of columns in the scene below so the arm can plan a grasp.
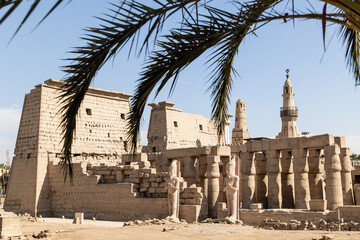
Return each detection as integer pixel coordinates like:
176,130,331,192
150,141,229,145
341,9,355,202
240,145,354,210
183,155,222,219
172,145,353,220
183,155,236,219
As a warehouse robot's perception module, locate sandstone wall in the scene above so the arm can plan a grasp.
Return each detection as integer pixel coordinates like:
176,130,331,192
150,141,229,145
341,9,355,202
48,162,168,221
146,101,221,152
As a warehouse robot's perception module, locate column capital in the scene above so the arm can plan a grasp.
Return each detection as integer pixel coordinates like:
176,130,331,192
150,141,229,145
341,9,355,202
340,147,351,156
255,153,266,174
182,156,196,178
292,148,309,173
266,150,282,173
324,145,342,172
240,152,255,174
281,150,293,174
308,149,323,174
205,155,220,178
340,147,352,172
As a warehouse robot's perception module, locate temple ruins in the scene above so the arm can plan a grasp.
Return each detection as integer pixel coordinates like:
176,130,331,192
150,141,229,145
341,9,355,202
4,73,360,224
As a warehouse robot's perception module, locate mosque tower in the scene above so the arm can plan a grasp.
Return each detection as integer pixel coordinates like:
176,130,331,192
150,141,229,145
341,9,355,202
232,99,250,144
276,69,301,139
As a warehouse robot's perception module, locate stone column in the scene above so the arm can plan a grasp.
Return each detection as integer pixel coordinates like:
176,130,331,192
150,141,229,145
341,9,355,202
293,148,310,209
205,155,220,218
183,156,197,188
266,150,282,209
281,150,295,208
340,148,354,205
240,152,256,209
308,149,324,200
255,153,268,209
324,145,344,210
198,156,208,218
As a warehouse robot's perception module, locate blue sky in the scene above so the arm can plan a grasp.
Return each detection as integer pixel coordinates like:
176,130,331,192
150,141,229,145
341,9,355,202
0,1,359,164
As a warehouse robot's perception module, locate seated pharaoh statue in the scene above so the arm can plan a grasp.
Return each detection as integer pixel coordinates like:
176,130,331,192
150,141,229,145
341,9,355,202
223,156,239,223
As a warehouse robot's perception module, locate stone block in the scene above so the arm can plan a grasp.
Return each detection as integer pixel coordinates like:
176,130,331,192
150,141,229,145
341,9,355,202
142,178,150,183
0,216,22,238
158,172,168,177
73,212,84,224
180,192,193,199
309,199,327,211
354,184,360,205
140,182,150,188
159,193,167,198
139,160,151,169
193,192,203,199
151,182,159,187
104,175,115,180
179,205,201,223
250,203,263,210
217,202,228,219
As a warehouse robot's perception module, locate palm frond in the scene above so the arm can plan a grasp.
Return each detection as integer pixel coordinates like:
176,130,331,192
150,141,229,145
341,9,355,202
206,0,281,140
0,0,67,39
129,0,282,148
339,26,360,85
127,19,228,152
59,0,204,179
322,0,360,31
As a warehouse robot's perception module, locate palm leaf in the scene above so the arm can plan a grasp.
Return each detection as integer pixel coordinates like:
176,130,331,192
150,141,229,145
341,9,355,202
129,0,282,149
339,26,360,85
59,0,204,179
0,0,68,39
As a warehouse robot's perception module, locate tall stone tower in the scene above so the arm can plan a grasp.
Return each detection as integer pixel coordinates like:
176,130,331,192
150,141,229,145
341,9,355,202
232,99,250,144
276,69,301,139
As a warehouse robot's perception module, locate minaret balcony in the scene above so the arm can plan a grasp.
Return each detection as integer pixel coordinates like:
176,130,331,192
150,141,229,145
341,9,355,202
280,107,298,117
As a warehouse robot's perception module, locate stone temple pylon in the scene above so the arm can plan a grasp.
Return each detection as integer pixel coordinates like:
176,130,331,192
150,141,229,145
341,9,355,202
276,69,301,139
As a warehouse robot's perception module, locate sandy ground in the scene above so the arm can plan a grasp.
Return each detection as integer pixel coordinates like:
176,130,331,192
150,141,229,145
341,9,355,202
18,218,360,240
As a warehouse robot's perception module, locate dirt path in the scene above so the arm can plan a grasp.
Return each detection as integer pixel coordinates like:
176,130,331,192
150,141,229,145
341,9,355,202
20,218,360,240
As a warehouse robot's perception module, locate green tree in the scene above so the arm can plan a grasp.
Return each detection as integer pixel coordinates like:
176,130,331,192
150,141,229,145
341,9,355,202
1,1,360,177
351,153,360,160
0,170,9,194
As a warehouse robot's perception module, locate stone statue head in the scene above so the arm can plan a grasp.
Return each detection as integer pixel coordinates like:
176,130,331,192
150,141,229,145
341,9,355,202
226,156,236,176
169,160,177,178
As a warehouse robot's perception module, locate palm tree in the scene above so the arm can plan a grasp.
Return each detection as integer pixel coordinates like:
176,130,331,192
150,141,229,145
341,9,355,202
1,0,360,177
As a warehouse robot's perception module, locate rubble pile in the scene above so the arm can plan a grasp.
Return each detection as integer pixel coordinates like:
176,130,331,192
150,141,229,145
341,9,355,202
20,213,42,223
201,218,243,224
124,218,187,226
32,230,50,239
259,218,360,231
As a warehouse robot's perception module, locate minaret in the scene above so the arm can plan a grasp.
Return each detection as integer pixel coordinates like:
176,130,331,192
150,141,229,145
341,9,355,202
276,69,301,139
232,99,250,144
